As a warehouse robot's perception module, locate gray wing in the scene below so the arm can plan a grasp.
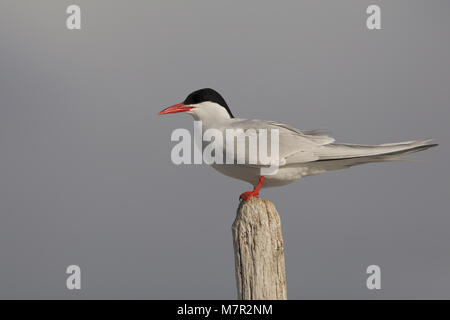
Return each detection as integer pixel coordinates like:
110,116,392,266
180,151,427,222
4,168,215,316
225,119,334,166
225,119,436,167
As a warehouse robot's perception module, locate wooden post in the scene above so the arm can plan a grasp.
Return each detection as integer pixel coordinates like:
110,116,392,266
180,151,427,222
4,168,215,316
232,197,287,300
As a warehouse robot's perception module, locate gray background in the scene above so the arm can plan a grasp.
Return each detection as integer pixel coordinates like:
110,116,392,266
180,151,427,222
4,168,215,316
0,0,449,299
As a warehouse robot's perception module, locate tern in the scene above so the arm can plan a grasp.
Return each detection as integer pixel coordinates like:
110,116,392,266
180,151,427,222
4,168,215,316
159,88,437,201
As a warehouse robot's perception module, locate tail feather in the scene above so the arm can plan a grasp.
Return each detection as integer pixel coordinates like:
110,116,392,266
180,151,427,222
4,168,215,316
317,139,437,161
298,141,437,177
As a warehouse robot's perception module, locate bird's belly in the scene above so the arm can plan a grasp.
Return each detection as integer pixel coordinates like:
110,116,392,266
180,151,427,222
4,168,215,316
210,164,260,186
210,163,318,188
263,166,308,187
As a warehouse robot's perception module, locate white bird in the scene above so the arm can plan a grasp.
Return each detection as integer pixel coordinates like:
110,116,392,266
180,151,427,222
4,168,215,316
159,88,437,201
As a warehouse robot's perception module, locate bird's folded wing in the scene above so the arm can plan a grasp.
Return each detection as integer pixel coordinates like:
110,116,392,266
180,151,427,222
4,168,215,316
265,121,335,145
224,119,333,166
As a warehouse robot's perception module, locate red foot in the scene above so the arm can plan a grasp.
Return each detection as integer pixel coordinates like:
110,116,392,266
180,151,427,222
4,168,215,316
239,190,259,202
239,176,265,202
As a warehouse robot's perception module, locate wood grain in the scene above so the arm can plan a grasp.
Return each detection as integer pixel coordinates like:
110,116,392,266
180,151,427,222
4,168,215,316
232,197,287,300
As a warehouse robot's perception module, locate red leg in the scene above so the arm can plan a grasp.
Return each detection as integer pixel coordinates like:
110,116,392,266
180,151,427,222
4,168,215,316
239,176,265,202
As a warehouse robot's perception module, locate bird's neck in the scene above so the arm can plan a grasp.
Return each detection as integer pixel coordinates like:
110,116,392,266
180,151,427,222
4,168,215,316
191,105,233,130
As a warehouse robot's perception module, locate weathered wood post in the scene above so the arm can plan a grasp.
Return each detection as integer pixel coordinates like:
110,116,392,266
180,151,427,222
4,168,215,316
232,197,287,300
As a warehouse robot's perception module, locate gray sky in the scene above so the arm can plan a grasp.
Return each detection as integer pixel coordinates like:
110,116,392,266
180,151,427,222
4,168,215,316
0,0,449,299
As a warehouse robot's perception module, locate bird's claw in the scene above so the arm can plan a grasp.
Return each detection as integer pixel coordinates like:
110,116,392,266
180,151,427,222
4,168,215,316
239,190,259,202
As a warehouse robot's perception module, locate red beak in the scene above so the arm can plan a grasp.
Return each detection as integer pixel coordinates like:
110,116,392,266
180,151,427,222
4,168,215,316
158,103,195,115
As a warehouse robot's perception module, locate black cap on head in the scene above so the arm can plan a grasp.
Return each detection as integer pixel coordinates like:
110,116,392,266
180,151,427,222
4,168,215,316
183,88,234,118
